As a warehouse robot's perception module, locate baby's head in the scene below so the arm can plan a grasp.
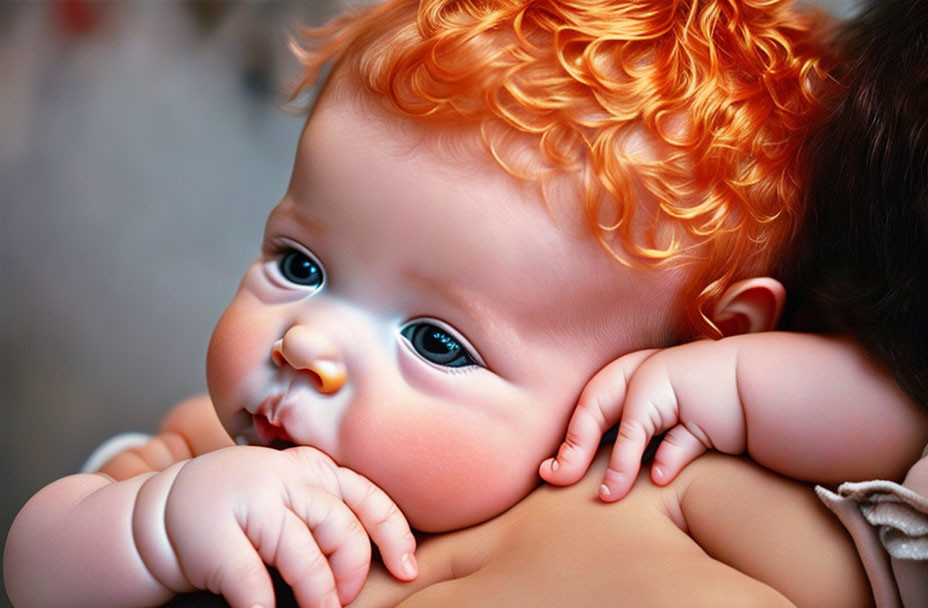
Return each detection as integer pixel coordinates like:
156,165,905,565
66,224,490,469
292,0,831,339
206,0,830,532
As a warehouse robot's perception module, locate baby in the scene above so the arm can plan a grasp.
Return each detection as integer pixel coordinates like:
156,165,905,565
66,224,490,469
1,0,902,606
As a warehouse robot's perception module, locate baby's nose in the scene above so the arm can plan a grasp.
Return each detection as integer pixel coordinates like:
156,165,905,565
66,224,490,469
271,326,347,394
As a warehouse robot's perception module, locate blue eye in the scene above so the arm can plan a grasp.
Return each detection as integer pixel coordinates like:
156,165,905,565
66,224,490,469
278,248,324,288
401,322,476,368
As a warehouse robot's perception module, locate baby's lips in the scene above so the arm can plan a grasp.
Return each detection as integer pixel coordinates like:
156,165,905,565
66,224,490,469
253,413,295,444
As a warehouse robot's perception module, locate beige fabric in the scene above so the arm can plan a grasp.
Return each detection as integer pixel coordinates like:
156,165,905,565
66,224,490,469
816,448,928,608
837,480,928,560
816,485,901,608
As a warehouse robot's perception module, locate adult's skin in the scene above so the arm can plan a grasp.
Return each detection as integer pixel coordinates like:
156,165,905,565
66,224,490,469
350,449,870,607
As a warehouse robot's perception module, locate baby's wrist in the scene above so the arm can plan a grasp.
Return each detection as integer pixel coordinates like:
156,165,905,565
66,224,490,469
81,431,152,473
132,462,195,593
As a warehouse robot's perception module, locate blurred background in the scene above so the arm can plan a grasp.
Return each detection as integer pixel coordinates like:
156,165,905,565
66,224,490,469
0,0,860,605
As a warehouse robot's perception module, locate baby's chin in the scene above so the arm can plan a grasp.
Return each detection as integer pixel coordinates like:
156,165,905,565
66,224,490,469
392,473,540,534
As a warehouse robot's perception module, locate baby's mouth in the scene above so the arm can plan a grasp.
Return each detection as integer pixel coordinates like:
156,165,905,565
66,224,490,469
252,413,297,450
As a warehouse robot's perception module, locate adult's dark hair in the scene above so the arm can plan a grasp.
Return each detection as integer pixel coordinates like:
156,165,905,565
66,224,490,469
788,0,928,410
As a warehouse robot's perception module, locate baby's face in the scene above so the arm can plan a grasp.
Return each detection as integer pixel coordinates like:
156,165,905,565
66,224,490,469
207,91,684,531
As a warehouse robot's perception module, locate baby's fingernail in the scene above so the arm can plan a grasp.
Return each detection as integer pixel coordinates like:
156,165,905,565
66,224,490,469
550,459,559,472
599,484,611,498
653,465,663,482
402,552,418,578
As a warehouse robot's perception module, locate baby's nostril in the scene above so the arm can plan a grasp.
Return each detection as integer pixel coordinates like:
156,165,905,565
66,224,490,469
306,369,325,392
307,360,346,394
270,339,286,367
271,335,346,393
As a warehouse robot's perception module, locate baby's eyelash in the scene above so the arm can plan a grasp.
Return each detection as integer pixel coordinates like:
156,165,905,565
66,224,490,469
399,318,486,371
262,238,326,291
265,236,304,257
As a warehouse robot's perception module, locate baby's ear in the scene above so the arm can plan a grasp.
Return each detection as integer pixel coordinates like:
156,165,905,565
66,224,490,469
711,277,785,337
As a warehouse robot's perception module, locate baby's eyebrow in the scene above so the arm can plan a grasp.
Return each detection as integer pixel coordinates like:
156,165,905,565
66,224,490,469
266,201,327,235
404,269,485,323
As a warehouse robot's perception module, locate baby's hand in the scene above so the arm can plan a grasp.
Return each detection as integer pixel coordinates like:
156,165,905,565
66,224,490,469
540,340,746,501
137,445,417,608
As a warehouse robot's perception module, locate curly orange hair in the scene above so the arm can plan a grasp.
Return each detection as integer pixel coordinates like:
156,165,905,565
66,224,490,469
291,0,832,338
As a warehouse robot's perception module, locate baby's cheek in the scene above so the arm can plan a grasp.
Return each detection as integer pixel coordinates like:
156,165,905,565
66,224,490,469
338,405,539,532
206,304,267,411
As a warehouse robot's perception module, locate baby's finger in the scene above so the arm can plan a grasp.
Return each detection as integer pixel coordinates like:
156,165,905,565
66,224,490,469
650,424,709,486
541,349,659,486
335,466,418,583
539,405,605,485
600,417,651,501
282,483,376,604
270,508,342,608
174,525,275,608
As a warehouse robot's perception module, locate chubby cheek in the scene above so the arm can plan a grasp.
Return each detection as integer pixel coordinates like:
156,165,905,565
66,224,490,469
336,400,558,532
206,301,272,421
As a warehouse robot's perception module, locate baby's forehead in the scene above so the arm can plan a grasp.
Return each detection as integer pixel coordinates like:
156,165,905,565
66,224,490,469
321,72,685,238
319,69,568,179
295,83,685,351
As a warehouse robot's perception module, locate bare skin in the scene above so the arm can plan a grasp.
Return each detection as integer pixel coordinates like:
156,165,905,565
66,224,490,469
540,332,928,501
353,449,871,608
102,398,871,607
98,396,233,481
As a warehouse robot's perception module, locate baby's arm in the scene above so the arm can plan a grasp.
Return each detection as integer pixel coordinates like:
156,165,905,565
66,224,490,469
4,446,417,608
541,332,928,500
5,472,179,608
97,395,233,480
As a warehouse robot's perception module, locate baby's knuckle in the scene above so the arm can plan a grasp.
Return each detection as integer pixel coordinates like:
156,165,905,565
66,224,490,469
362,479,382,499
306,549,332,575
617,418,641,435
587,394,613,425
293,449,341,489
213,559,262,597
360,481,391,511
370,499,401,529
341,515,365,538
336,556,370,583
562,429,584,452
